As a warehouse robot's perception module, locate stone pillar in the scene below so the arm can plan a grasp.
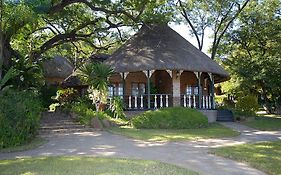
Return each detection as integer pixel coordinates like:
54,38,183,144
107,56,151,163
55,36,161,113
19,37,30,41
147,70,151,109
122,72,125,97
196,72,202,109
209,73,215,109
172,70,181,106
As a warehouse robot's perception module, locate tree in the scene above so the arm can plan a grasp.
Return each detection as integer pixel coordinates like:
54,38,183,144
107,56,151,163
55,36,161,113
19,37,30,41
218,0,281,113
0,0,4,80
2,0,175,70
78,63,113,111
177,0,250,59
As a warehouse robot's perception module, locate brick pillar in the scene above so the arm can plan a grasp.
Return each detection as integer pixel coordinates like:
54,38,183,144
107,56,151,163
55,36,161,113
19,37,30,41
172,70,181,106
210,73,215,109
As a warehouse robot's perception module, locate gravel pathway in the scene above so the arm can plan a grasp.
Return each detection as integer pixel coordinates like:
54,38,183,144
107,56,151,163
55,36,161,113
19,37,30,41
0,122,280,175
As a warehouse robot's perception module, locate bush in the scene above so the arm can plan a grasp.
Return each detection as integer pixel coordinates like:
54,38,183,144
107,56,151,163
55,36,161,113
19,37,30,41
108,96,125,119
55,88,78,106
132,107,208,129
0,90,42,148
70,101,110,125
236,95,259,117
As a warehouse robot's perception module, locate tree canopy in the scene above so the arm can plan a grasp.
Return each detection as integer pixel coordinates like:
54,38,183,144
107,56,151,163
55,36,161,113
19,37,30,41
218,0,281,112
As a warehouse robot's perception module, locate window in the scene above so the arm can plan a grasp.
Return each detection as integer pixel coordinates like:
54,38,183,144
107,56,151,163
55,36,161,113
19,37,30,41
109,83,123,97
132,83,146,96
186,86,199,95
193,87,199,95
118,83,123,96
108,86,114,97
139,83,145,95
186,86,192,95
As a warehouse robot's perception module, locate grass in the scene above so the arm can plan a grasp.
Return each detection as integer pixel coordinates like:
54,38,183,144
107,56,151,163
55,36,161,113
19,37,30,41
0,156,199,175
0,138,47,153
213,140,281,175
108,123,239,141
243,116,281,131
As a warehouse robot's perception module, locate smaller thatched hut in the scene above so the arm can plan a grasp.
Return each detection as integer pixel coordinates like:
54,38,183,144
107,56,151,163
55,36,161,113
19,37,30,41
42,55,74,85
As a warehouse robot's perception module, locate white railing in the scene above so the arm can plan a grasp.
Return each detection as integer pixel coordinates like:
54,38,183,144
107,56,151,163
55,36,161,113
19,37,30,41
126,94,171,109
201,95,212,109
182,94,213,109
182,95,198,108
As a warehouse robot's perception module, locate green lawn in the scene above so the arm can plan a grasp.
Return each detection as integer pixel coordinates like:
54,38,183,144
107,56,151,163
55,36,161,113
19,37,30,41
0,138,47,153
243,117,281,131
213,140,281,175
109,123,239,141
0,156,199,175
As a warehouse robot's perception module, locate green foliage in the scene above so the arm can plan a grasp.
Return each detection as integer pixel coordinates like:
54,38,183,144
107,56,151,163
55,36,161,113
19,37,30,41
70,101,94,125
78,63,114,91
10,57,45,89
215,95,233,108
236,95,259,117
218,0,281,112
0,90,42,148
109,96,125,119
0,67,19,93
78,63,113,110
132,107,208,129
70,101,110,125
55,88,78,106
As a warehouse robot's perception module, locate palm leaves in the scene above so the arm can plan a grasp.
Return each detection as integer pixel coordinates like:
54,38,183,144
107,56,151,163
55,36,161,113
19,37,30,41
78,63,114,111
78,63,113,91
0,67,19,93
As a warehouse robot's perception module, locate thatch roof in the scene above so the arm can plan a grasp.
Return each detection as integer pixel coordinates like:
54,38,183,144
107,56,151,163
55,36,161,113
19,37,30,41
42,55,74,79
90,53,110,63
104,24,229,83
61,74,83,88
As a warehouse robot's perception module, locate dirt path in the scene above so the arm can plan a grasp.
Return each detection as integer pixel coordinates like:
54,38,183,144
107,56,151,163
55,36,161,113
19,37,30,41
0,122,280,175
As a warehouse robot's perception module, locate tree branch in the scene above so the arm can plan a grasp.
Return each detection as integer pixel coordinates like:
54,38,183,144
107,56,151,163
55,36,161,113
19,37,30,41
178,0,202,50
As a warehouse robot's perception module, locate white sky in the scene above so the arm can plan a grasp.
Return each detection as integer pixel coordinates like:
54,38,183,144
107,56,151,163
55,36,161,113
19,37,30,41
169,23,212,56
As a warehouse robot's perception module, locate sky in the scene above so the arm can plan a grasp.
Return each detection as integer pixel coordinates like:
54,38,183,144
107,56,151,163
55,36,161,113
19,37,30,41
169,23,212,56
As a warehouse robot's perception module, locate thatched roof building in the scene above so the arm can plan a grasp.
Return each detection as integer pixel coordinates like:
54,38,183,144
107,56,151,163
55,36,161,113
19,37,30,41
61,74,84,88
105,24,229,83
43,55,74,79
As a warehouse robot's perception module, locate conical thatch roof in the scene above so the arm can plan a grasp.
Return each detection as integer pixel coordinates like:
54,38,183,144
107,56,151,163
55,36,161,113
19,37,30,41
104,24,229,83
90,53,110,63
61,74,83,88
43,55,74,79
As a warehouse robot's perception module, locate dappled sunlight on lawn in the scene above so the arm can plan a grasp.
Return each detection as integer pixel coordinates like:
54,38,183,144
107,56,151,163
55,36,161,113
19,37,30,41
21,172,36,175
109,123,240,142
213,140,281,175
0,156,198,175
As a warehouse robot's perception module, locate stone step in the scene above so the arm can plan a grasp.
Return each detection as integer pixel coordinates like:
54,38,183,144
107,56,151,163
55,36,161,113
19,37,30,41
40,119,78,124
40,124,86,130
217,109,234,122
40,121,81,126
39,127,93,135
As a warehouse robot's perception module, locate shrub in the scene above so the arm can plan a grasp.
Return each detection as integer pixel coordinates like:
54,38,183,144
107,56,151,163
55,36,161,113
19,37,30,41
55,88,78,106
70,101,110,125
236,95,259,117
0,90,42,148
109,96,125,119
132,107,208,129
